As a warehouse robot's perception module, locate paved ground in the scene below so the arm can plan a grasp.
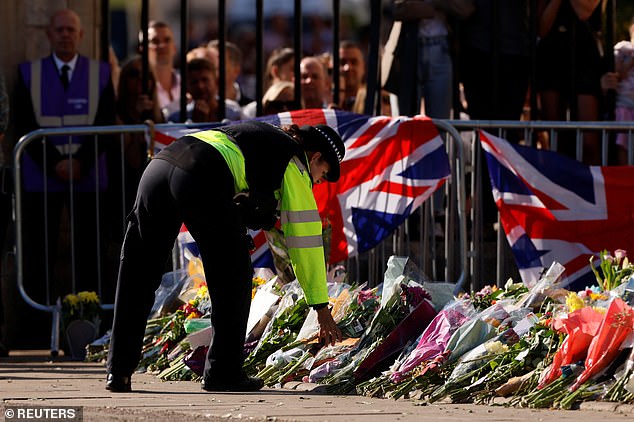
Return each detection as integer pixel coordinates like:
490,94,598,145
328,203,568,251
1,351,634,422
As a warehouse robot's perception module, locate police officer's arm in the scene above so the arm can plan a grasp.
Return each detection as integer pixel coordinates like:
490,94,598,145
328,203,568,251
279,158,342,345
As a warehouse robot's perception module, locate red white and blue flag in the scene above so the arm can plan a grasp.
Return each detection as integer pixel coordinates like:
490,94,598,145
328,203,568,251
158,109,450,267
313,114,450,263
480,131,634,290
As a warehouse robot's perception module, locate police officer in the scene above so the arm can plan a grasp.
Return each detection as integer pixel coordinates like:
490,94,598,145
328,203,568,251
106,121,344,392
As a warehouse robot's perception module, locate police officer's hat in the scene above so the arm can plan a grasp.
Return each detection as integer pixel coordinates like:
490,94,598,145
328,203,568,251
299,124,345,182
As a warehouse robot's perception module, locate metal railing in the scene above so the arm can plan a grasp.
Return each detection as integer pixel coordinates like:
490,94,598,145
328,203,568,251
344,120,469,292
342,119,634,293
13,124,149,355
416,119,634,292
13,119,634,354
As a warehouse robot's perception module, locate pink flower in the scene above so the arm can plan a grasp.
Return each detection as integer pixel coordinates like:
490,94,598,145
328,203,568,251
357,289,378,306
614,249,627,260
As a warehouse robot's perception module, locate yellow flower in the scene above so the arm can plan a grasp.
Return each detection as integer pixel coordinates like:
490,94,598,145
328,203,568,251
63,294,79,307
196,285,208,299
566,292,585,312
589,292,608,301
62,291,100,324
252,276,267,288
592,306,607,315
77,291,100,304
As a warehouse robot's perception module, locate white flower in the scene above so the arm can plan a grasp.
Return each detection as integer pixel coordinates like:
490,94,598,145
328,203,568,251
484,340,508,355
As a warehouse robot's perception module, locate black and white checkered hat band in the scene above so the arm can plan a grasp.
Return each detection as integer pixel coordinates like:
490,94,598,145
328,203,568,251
313,126,343,162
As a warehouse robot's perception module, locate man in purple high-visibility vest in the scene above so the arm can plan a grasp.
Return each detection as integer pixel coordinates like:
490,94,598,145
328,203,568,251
14,8,116,348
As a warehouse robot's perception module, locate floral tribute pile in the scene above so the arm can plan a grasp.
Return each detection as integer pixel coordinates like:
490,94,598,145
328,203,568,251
87,251,634,408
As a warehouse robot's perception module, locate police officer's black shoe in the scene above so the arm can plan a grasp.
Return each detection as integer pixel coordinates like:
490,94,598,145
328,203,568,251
105,373,131,392
202,374,264,392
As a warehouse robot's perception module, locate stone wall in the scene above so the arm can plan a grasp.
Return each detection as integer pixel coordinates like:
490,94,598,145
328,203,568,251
0,0,102,152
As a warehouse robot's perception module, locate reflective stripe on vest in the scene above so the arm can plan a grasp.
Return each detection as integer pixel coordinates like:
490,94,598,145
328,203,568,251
280,209,321,226
281,158,323,246
30,58,100,127
190,130,248,193
280,157,328,305
285,234,323,249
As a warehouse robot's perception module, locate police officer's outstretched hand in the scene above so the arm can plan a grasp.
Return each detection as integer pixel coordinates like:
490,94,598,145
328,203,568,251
316,307,343,346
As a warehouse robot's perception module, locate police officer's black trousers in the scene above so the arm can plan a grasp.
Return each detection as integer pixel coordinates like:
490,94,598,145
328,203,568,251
106,152,253,381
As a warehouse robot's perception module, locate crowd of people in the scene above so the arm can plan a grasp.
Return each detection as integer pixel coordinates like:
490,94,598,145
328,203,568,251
0,2,633,356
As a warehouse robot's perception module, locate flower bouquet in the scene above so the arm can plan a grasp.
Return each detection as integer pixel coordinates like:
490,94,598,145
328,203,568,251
243,283,309,375
470,320,559,404
391,299,474,383
603,346,634,403
356,299,472,398
427,310,537,404
62,291,101,328
156,286,212,380
590,249,634,292
321,276,436,393
537,306,603,388
570,297,633,391
337,286,380,338
351,282,436,383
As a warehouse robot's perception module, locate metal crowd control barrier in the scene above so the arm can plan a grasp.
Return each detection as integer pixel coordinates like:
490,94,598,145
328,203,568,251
13,124,149,355
14,119,633,355
344,119,634,294
344,120,470,292
304,119,470,293
13,120,469,355
435,119,634,291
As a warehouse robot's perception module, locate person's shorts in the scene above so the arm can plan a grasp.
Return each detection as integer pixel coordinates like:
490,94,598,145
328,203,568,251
536,29,603,97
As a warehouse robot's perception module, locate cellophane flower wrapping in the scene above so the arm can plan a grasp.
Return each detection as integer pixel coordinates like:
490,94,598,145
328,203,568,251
243,282,309,374
538,306,603,388
389,299,474,383
443,301,510,364
352,290,437,382
295,282,352,341
428,314,537,403
337,285,380,338
315,277,419,391
570,298,634,391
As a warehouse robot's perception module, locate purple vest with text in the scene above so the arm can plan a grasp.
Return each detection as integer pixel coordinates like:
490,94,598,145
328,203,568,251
19,55,110,192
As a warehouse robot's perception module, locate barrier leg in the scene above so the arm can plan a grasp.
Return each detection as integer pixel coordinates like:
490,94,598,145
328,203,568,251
50,298,61,357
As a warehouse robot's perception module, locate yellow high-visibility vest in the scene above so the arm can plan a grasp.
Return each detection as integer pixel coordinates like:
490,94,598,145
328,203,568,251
279,157,329,305
191,130,248,193
190,131,329,305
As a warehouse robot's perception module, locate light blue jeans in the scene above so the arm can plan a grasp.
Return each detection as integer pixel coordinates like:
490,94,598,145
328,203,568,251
417,35,453,119
418,35,453,215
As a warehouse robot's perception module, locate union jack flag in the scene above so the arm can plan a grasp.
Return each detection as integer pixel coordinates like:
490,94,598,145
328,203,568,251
481,131,634,290
313,114,451,263
158,109,451,267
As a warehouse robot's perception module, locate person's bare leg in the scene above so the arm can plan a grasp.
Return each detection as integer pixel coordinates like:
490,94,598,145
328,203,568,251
577,94,601,165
